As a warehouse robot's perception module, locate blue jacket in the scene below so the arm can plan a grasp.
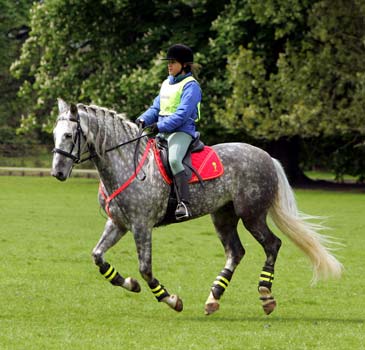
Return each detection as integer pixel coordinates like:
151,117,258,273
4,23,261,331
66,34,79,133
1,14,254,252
137,73,201,138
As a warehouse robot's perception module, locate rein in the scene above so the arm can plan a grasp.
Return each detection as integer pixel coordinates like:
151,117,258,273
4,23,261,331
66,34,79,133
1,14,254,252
52,113,152,164
99,138,155,218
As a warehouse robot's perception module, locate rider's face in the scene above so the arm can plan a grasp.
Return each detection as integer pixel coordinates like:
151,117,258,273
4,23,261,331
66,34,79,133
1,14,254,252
168,60,183,77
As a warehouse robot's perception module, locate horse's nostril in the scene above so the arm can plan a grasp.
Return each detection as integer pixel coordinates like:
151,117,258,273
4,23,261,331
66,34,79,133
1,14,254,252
51,171,66,181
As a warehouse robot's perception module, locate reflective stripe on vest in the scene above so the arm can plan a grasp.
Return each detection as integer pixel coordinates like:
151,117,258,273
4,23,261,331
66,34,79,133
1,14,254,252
159,76,200,121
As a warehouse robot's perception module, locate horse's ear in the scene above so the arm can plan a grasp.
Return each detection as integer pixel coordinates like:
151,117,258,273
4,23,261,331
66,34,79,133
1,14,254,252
70,103,78,116
57,98,69,113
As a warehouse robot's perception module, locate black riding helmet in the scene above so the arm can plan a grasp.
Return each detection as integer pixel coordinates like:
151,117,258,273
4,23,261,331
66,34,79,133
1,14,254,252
161,44,194,64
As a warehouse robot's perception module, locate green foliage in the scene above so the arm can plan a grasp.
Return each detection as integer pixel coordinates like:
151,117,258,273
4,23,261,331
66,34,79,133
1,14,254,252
0,0,33,131
6,0,365,179
1,176,365,349
212,0,365,141
10,0,228,132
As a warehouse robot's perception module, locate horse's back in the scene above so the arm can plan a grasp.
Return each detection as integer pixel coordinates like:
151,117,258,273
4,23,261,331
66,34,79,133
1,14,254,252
212,142,277,179
210,142,278,210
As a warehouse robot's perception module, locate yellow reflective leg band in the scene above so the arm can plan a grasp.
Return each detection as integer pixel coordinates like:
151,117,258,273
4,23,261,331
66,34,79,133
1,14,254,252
217,275,230,286
150,282,169,301
213,275,230,289
106,269,117,281
151,285,162,293
259,271,274,282
103,265,114,278
152,285,166,297
154,289,166,298
211,269,233,300
213,280,228,289
103,265,117,281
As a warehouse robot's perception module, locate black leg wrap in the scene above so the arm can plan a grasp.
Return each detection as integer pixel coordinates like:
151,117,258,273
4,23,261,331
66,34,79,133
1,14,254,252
211,268,233,300
148,279,170,302
258,266,274,290
99,262,125,286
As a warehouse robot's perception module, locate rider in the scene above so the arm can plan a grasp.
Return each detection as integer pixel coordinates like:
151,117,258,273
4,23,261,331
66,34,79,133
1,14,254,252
136,44,202,221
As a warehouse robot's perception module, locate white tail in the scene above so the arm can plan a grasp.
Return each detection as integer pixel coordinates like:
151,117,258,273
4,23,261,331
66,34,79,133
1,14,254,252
269,158,343,284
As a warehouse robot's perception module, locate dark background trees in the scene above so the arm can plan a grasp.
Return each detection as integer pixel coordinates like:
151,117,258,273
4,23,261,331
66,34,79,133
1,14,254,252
0,0,33,154
2,0,365,183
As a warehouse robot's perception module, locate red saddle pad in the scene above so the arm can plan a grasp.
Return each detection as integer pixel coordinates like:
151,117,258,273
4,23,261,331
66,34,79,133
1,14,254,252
153,141,224,184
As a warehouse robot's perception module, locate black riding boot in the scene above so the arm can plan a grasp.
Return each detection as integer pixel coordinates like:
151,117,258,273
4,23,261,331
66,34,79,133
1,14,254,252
173,170,191,221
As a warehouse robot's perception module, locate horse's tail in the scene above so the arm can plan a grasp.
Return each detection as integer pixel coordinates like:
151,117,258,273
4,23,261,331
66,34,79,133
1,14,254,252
269,158,343,284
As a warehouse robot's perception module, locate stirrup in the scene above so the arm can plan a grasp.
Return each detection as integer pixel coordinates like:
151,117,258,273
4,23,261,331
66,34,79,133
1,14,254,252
175,202,191,221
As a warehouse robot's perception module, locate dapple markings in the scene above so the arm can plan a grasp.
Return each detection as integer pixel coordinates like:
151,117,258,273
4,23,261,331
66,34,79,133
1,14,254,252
52,99,343,315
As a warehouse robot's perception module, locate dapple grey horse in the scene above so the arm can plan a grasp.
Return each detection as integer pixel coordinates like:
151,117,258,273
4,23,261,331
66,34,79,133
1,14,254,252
52,99,342,315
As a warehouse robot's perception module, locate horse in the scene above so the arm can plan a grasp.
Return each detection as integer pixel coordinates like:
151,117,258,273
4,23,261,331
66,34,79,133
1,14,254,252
51,98,343,315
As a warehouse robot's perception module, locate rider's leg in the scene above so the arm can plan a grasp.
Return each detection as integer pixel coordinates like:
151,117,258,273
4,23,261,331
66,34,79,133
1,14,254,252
174,170,191,220
167,132,193,220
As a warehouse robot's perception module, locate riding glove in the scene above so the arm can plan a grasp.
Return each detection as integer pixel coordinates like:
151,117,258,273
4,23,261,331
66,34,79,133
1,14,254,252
150,123,159,133
135,119,145,128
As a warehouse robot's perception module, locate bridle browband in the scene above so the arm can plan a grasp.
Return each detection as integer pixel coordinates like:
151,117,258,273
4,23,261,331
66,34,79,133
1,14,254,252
52,112,152,164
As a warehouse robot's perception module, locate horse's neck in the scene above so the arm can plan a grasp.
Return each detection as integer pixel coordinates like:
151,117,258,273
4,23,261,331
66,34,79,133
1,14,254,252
79,107,148,186
80,106,141,151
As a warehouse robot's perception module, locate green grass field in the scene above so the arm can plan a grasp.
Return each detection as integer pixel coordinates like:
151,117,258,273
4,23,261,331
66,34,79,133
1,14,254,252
0,176,364,350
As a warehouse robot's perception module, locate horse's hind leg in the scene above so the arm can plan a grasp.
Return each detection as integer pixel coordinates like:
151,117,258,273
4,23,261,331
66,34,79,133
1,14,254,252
92,218,141,293
205,203,245,315
242,214,282,315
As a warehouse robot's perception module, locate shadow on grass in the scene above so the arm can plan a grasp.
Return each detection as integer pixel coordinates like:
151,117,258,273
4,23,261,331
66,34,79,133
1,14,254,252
178,315,365,324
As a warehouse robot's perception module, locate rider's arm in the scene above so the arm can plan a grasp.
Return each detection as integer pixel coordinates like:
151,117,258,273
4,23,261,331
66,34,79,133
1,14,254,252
136,95,160,126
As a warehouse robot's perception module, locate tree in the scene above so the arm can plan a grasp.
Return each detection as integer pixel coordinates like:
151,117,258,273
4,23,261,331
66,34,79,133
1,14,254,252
210,0,365,182
10,0,228,135
0,0,33,149
10,0,365,183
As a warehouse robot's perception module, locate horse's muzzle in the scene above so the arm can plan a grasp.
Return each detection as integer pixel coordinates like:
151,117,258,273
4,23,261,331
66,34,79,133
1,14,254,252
51,170,67,181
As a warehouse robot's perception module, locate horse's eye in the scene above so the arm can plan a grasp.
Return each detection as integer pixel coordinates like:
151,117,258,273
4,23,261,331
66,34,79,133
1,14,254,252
64,133,73,139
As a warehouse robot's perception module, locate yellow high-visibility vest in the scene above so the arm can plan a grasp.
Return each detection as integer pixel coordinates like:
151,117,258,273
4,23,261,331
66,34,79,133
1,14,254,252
159,76,200,120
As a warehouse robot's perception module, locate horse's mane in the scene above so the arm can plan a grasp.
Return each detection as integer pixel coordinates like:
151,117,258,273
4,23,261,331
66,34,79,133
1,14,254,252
77,103,141,157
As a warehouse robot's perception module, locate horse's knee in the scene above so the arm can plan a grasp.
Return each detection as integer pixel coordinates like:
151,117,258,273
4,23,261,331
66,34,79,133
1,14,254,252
275,236,282,250
92,249,103,266
224,236,245,267
139,262,152,282
264,235,282,259
239,242,246,257
235,245,245,263
227,245,245,266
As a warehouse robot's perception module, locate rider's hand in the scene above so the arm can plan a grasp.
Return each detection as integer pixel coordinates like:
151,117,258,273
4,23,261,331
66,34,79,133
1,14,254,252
150,123,159,133
136,119,145,128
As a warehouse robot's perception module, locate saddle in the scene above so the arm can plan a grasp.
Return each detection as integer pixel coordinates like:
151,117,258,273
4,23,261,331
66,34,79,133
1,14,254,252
155,133,204,184
152,134,224,226
153,133,224,186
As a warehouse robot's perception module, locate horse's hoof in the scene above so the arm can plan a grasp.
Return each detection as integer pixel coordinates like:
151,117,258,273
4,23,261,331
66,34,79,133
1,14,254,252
172,295,183,312
262,300,276,315
163,294,183,312
259,286,276,315
204,302,220,315
124,277,141,293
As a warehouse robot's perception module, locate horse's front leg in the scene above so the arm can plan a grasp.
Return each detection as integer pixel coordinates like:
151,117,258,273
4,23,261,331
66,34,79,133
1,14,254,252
132,223,183,312
92,218,141,293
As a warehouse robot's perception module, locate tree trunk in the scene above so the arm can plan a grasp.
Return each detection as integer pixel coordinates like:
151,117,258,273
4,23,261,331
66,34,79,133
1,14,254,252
265,136,312,186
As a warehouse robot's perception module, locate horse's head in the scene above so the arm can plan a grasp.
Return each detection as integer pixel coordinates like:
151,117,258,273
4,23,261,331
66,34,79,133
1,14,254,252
51,98,87,181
